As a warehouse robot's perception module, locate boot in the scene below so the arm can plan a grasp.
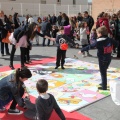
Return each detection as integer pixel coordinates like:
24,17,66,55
9,62,15,70
61,65,65,69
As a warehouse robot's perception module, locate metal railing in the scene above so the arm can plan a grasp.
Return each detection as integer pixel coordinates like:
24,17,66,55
0,2,91,17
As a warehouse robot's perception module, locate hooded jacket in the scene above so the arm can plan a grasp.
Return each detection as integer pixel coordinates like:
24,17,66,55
81,36,118,61
36,93,65,120
96,18,112,35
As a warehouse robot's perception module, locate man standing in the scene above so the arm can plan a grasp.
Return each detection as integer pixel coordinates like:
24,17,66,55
41,17,51,46
28,15,34,24
83,11,94,44
51,14,57,25
57,12,62,26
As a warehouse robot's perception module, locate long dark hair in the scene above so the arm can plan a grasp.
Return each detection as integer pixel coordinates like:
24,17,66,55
25,22,37,40
12,67,32,91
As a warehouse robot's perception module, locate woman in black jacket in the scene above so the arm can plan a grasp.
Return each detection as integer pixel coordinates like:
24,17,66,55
0,15,10,56
61,13,69,26
13,12,20,29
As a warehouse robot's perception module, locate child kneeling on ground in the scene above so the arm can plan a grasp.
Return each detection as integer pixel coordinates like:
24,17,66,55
78,26,118,90
24,79,66,120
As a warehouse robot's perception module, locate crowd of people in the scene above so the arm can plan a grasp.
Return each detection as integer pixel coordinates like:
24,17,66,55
0,9,120,119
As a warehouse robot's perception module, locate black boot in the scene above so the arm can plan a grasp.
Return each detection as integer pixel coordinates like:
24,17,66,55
55,65,60,69
61,65,65,69
9,64,15,70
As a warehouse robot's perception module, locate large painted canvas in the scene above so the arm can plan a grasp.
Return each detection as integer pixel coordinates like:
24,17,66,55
1,58,120,112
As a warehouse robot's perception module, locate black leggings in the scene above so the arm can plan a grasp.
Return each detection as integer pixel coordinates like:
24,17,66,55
10,45,26,66
1,42,9,55
56,49,66,67
10,85,24,109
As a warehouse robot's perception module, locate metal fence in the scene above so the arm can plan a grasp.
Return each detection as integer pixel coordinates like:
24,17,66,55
0,2,91,17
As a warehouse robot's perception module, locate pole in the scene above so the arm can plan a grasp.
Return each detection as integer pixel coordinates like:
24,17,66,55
79,5,81,13
54,4,56,15
39,3,41,16
21,3,23,17
68,5,69,16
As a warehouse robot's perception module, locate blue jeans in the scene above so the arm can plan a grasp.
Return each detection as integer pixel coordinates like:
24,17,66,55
0,93,12,109
98,58,111,90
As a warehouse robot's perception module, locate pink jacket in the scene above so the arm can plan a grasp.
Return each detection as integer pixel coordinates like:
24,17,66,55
17,35,27,48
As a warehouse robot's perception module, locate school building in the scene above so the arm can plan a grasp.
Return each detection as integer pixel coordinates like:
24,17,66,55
92,0,120,21
0,0,89,16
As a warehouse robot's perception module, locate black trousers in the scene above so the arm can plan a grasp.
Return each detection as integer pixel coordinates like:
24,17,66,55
20,47,26,66
1,42,9,55
25,47,30,62
10,85,24,109
10,45,26,67
10,45,16,66
56,49,66,67
42,31,51,46
117,41,120,57
98,58,111,90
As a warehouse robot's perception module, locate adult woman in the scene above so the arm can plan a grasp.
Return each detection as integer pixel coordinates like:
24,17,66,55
9,23,37,69
61,13,69,26
9,22,52,69
96,13,112,36
13,12,20,29
0,67,32,115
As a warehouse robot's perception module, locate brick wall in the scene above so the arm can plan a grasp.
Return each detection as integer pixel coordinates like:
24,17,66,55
92,0,120,22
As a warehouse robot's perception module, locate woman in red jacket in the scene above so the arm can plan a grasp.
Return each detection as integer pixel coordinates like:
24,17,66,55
96,13,112,36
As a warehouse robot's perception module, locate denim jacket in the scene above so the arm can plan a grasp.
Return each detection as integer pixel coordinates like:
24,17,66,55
0,73,24,107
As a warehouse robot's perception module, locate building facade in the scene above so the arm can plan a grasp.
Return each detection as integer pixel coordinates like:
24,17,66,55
0,0,88,16
0,0,87,5
92,0,120,21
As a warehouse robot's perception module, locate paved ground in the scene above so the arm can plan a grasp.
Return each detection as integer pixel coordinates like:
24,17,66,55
0,38,120,120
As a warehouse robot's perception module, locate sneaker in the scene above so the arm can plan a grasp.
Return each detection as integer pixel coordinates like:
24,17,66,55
1,54,4,56
9,65,15,70
0,107,6,112
8,109,23,115
61,66,65,69
98,86,107,90
55,65,60,69
87,53,92,57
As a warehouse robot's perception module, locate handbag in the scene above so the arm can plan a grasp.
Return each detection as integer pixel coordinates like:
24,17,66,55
2,32,11,43
60,43,68,50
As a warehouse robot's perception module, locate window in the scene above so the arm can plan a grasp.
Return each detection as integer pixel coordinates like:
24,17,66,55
73,0,76,5
57,0,61,2
41,0,46,4
57,0,61,5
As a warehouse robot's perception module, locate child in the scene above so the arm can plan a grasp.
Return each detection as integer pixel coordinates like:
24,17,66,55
52,25,59,45
24,79,66,120
0,67,32,114
90,28,97,44
78,26,118,90
55,26,75,69
80,22,91,57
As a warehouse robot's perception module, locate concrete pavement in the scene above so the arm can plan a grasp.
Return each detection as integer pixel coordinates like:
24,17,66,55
0,39,120,120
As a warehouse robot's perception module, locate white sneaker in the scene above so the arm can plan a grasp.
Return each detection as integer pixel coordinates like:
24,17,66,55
0,107,6,112
8,109,23,115
82,55,85,58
